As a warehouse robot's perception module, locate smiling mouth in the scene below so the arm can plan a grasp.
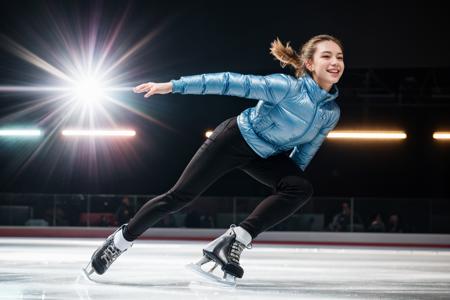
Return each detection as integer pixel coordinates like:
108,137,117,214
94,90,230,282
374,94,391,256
327,70,341,77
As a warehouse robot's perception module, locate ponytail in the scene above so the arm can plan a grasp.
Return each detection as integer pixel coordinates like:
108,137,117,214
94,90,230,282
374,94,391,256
270,38,303,78
270,35,344,78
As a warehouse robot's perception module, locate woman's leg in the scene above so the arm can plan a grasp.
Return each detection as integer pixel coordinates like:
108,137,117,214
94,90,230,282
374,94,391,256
238,152,313,239
185,152,311,282
124,116,258,240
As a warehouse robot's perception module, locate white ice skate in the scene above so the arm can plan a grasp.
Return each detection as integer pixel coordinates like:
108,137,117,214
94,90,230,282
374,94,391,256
187,225,251,287
82,224,132,281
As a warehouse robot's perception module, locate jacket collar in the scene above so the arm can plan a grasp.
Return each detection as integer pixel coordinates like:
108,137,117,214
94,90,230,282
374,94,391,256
303,73,339,104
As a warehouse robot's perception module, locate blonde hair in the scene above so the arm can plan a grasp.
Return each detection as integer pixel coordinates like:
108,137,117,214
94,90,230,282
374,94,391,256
270,34,344,78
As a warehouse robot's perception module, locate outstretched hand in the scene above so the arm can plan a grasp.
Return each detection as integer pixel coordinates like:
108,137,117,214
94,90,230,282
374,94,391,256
133,82,173,98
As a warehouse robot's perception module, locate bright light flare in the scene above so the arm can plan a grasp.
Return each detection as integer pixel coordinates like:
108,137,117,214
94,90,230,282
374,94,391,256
72,76,106,105
0,3,173,180
0,129,42,136
433,132,450,140
327,131,407,140
61,129,136,137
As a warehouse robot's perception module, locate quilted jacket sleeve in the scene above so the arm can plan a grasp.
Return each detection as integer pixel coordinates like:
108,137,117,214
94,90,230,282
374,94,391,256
171,72,295,105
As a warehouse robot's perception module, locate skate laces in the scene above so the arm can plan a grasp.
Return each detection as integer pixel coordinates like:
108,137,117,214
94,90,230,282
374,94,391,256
229,224,252,249
229,240,246,264
228,225,252,264
100,241,122,267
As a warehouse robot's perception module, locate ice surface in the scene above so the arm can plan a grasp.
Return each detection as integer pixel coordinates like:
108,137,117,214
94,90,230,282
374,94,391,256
0,237,449,299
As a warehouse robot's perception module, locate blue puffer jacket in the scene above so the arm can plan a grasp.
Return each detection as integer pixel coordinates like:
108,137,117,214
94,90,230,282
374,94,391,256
171,72,340,171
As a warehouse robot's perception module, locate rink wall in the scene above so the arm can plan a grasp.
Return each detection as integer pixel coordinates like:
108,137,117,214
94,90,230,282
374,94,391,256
0,226,449,249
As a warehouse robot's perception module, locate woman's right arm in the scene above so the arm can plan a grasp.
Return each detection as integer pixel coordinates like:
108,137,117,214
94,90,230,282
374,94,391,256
134,72,296,104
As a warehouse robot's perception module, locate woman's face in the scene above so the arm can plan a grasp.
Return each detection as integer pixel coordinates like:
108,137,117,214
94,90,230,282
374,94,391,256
306,40,345,92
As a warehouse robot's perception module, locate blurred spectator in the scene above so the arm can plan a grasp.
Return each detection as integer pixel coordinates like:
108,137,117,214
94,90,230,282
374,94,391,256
328,202,364,232
115,196,134,224
387,213,403,233
368,213,386,232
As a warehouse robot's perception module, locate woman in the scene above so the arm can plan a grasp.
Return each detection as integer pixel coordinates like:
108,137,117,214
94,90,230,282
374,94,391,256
84,34,344,285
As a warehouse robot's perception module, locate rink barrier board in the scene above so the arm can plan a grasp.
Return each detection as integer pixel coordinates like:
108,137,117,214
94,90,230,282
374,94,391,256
0,226,449,249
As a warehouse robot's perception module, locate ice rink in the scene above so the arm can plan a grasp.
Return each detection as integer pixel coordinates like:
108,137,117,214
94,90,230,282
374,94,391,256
0,237,449,300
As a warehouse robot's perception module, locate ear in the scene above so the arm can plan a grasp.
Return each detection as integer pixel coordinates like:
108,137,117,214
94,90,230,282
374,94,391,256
305,59,314,72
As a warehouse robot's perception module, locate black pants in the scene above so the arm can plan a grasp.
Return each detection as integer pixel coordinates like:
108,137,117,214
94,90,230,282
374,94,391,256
125,116,313,240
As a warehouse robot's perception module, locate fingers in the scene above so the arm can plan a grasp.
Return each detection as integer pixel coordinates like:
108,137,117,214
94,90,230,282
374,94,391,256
134,82,164,98
144,87,154,98
133,82,152,94
133,84,147,93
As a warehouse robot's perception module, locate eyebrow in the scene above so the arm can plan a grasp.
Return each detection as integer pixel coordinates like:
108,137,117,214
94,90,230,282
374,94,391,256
321,51,344,55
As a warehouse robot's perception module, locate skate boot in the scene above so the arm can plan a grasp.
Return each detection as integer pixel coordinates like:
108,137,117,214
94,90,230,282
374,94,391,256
82,224,133,279
187,225,252,286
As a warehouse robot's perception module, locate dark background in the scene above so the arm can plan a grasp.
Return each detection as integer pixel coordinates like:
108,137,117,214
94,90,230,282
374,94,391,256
0,0,448,198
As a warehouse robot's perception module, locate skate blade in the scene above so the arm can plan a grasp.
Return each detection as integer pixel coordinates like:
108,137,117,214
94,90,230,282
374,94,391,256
81,262,96,282
186,262,236,287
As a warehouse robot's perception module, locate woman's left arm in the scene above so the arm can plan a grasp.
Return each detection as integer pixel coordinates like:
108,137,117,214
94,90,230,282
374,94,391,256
171,72,296,104
289,110,340,171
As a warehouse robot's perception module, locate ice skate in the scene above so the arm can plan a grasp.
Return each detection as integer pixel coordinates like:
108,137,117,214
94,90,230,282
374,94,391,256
187,225,251,286
82,224,133,280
